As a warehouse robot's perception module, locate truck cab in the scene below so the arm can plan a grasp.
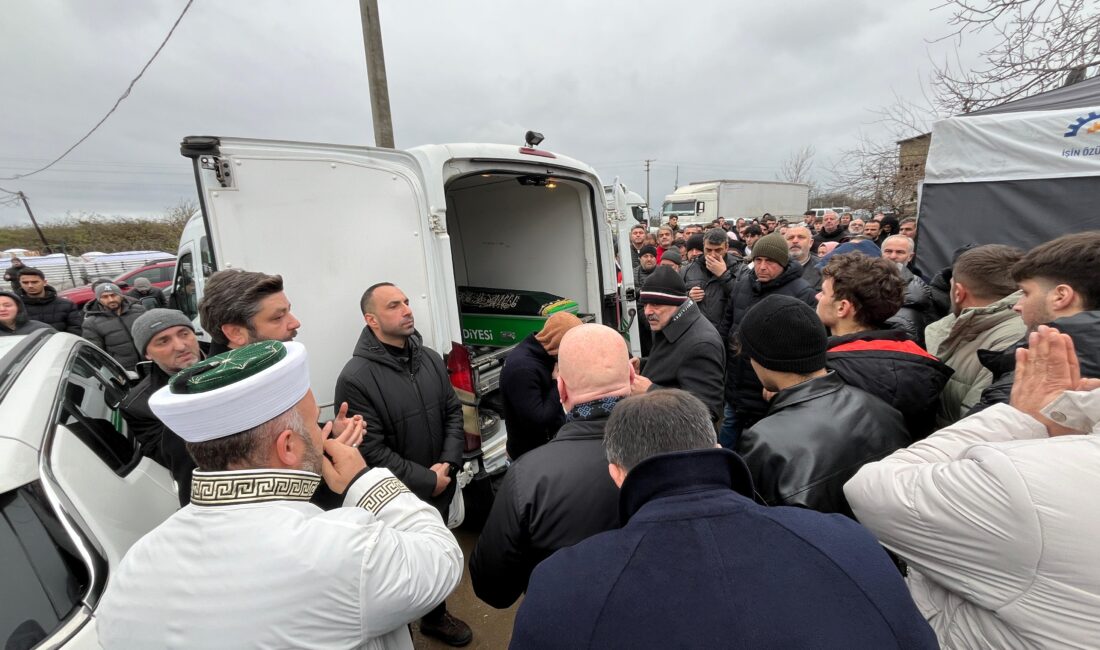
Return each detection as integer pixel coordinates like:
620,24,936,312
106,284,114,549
172,135,640,483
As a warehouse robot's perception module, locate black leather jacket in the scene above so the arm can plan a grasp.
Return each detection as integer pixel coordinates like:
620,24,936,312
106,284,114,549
736,372,910,518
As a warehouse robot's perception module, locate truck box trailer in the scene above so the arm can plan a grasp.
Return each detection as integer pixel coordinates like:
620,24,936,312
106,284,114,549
660,180,810,225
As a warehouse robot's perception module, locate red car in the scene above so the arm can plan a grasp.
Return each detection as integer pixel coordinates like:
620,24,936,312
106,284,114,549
60,260,176,307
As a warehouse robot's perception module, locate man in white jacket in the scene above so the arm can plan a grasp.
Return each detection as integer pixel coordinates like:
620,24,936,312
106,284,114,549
96,341,463,649
846,326,1100,649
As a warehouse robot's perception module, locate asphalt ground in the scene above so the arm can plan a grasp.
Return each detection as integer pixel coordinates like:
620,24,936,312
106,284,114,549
412,526,520,649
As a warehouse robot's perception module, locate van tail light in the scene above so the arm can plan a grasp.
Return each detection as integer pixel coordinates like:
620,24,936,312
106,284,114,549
447,342,481,452
447,341,474,393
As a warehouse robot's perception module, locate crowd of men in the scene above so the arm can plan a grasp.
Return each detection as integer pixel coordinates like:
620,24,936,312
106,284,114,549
2,210,1098,649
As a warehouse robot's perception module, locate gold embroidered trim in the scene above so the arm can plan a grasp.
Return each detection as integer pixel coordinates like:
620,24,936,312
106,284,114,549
356,476,409,514
191,470,320,506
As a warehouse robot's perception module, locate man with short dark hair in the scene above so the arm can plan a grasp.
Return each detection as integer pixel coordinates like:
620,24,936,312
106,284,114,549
472,324,628,609
762,214,778,233
742,223,763,254
680,228,739,328
736,295,910,516
818,254,952,440
120,309,204,504
718,233,817,446
970,231,1100,414
512,389,937,649
335,282,471,646
631,267,724,422
18,267,82,333
926,245,1027,425
899,217,917,238
97,341,458,649
82,282,146,369
628,224,647,269
863,219,881,241
840,212,853,230
200,269,301,355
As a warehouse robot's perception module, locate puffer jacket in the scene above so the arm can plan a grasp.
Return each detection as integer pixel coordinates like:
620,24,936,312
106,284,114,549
886,265,935,347
333,326,464,516
736,372,910,518
925,291,1025,427
969,310,1100,415
827,329,953,440
0,290,53,336
21,285,83,334
719,261,818,426
846,390,1100,649
119,363,194,506
81,299,146,369
678,251,740,328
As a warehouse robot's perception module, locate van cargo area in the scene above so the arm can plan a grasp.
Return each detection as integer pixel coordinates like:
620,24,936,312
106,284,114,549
445,172,600,319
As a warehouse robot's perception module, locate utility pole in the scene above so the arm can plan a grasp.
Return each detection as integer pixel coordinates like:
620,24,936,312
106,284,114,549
17,192,51,253
674,165,679,190
644,158,655,219
359,0,394,148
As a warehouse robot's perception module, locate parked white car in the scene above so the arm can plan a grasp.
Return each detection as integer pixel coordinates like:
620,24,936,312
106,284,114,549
0,329,178,648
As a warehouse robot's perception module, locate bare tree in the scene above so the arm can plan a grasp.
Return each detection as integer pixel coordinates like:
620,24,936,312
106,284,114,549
932,0,1100,113
165,198,198,228
777,145,816,184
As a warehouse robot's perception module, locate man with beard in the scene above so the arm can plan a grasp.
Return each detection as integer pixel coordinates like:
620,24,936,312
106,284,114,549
120,309,204,504
848,218,866,236
199,269,301,356
681,229,741,328
784,225,822,290
970,232,1100,414
655,225,675,263
96,340,460,649
81,282,146,369
863,219,882,243
335,282,472,646
630,267,724,422
18,267,82,333
627,224,647,269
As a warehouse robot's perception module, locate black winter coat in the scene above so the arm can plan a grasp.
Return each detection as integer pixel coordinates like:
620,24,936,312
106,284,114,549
641,300,725,421
0,290,53,336
827,329,953,440
510,448,938,650
719,262,818,425
334,327,465,515
4,264,24,292
127,287,168,310
797,254,822,290
812,226,849,249
470,411,619,609
737,372,911,518
970,310,1100,415
119,364,194,506
500,334,565,460
886,266,935,347
22,286,83,334
81,299,146,369
679,252,740,328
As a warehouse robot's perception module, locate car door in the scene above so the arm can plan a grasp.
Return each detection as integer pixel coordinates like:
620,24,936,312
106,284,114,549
180,136,437,410
608,180,642,356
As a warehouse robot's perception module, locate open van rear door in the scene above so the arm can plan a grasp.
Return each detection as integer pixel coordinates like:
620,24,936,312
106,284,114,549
180,136,442,411
607,180,642,356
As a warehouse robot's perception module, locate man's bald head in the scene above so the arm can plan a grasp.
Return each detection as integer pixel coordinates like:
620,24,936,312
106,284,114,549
557,324,633,410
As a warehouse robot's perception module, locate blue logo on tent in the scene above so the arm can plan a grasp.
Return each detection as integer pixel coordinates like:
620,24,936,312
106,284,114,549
1065,111,1100,137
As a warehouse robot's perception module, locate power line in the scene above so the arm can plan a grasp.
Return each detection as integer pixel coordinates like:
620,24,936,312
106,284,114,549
1,0,194,182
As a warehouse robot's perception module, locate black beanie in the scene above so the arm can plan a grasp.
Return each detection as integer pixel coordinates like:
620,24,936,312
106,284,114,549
736,295,827,373
686,233,705,252
639,266,687,306
639,244,658,258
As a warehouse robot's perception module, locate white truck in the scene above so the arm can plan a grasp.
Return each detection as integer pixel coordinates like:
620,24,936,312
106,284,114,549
660,180,810,225
169,134,642,495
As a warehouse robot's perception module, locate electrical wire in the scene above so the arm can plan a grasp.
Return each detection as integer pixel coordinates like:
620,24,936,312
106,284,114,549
1,0,195,182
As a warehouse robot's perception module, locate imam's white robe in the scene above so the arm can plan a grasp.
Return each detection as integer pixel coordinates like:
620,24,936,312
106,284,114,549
95,467,463,649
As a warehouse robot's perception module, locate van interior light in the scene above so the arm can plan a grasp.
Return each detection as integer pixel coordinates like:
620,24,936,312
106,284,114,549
545,180,557,189
517,174,549,187
481,173,492,178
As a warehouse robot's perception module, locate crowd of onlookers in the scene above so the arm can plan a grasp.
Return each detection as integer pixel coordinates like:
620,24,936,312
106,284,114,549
3,210,1098,648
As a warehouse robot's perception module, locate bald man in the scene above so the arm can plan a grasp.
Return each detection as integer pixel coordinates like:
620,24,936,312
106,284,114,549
470,324,631,609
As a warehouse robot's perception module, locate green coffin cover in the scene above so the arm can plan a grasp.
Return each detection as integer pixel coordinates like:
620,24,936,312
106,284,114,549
458,286,579,347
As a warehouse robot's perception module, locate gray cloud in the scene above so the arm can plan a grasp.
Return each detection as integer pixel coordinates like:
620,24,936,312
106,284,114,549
1,0,986,227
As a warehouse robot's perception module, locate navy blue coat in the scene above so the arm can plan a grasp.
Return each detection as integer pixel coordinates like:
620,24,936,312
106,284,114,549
500,334,565,460
511,449,937,650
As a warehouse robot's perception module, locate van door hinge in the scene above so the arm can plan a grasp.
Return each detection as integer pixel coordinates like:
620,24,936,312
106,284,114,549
199,155,234,189
429,207,448,234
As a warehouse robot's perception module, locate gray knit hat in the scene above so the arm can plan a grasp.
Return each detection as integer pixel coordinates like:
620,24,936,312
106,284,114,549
95,283,122,299
131,308,195,354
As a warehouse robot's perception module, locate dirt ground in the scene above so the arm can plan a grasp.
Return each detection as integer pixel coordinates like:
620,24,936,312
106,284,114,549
412,527,520,649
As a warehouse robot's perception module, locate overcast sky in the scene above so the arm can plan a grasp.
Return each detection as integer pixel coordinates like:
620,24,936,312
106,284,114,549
0,0,987,226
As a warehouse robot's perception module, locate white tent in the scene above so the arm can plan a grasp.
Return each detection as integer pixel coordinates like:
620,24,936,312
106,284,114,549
917,77,1100,272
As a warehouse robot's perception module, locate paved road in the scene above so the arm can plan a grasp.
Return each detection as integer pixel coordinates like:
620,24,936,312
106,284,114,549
412,527,520,649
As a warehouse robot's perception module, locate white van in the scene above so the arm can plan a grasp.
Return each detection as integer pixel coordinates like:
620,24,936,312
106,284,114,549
171,135,641,484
